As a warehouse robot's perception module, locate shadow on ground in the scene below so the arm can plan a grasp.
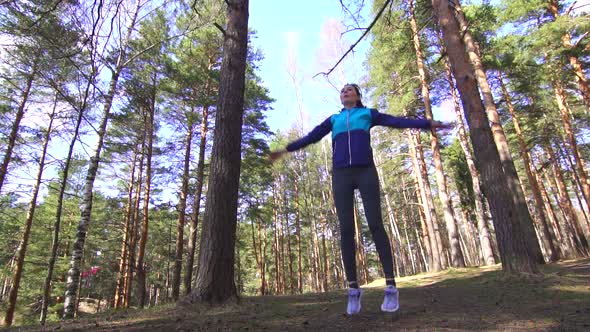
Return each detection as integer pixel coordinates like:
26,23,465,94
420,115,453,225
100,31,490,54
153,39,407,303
5,259,590,331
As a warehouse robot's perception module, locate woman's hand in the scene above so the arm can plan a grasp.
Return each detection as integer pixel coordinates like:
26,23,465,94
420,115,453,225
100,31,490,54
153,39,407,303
430,120,454,130
269,149,287,162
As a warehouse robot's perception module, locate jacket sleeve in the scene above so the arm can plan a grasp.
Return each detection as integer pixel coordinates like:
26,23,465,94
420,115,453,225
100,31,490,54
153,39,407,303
286,116,332,152
370,109,431,129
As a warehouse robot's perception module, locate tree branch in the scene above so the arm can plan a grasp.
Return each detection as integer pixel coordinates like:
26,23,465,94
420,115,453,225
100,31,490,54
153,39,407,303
565,1,577,16
313,0,392,78
213,22,226,35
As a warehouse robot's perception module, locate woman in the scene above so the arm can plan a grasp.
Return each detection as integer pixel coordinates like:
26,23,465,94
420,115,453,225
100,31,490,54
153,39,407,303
270,84,451,315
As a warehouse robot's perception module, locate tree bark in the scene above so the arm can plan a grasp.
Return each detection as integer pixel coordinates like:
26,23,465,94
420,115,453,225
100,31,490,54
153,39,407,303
172,112,194,300
551,78,590,213
432,0,539,273
444,59,495,266
0,59,38,193
124,139,145,307
498,72,558,262
41,70,93,324
135,90,156,308
407,130,443,271
63,0,142,317
184,102,212,294
548,0,590,109
4,93,56,327
544,143,589,256
451,0,544,264
409,0,464,267
188,0,249,304
114,150,138,308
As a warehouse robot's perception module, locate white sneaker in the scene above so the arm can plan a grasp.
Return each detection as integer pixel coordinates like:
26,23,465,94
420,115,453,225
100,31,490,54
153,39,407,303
346,288,362,315
381,285,399,312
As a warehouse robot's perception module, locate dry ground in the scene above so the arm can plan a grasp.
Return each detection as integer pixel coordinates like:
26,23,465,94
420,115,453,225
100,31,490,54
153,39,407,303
5,258,590,331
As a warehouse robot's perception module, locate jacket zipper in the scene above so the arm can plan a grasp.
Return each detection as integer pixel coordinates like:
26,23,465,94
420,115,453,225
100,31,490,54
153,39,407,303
346,109,351,165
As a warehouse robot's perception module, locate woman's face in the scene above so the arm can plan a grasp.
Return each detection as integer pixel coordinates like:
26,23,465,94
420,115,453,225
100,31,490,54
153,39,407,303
340,85,360,106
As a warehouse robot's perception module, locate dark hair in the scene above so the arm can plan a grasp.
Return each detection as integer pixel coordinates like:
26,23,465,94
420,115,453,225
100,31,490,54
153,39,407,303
346,83,365,108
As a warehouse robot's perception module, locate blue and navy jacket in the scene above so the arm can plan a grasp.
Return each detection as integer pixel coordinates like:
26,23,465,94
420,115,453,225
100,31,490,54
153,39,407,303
286,107,431,169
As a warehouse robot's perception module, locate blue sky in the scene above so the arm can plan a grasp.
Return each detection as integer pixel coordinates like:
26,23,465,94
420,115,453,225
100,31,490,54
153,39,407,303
249,0,372,134
248,0,460,136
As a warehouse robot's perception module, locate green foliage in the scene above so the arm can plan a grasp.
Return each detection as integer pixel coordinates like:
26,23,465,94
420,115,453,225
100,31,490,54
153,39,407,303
442,139,474,210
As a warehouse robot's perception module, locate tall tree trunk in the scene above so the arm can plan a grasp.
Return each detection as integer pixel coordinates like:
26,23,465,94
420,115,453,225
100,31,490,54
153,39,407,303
136,99,156,308
551,79,590,210
408,130,445,270
184,102,211,295
432,0,539,273
498,72,558,262
544,144,589,256
4,94,56,327
124,140,145,307
559,144,590,225
173,113,195,300
114,150,138,308
272,185,283,294
443,56,495,266
548,0,590,109
294,181,303,293
189,0,249,303
63,0,142,316
532,153,571,258
41,71,93,324
63,69,122,318
415,132,448,267
451,0,544,263
409,164,432,268
409,0,464,267
353,202,370,285
0,59,38,193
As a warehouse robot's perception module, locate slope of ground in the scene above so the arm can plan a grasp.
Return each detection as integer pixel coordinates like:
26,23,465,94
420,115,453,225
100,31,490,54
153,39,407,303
5,258,590,331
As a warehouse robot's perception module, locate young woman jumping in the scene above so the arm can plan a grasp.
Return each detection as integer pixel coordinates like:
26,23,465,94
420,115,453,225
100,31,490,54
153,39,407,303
270,83,451,315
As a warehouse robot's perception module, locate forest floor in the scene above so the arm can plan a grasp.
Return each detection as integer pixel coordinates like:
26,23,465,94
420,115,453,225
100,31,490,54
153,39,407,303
5,258,590,331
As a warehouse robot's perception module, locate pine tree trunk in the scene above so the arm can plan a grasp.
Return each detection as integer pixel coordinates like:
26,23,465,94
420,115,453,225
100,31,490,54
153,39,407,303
136,100,156,308
63,0,142,316
541,168,579,258
272,186,282,294
548,0,590,109
4,95,56,327
532,154,572,258
124,141,145,307
63,69,122,318
114,151,138,308
552,79,590,211
0,59,38,193
407,130,444,271
559,144,590,225
188,0,249,304
321,232,329,291
353,203,369,284
450,0,544,263
41,75,90,324
498,72,558,262
544,144,589,256
443,57,495,266
409,168,432,267
432,0,539,273
259,218,267,294
172,114,194,300
294,181,303,293
184,104,210,294
408,0,464,267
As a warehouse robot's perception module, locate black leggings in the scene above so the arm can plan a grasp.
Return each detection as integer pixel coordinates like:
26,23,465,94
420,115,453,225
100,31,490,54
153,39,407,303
332,165,395,286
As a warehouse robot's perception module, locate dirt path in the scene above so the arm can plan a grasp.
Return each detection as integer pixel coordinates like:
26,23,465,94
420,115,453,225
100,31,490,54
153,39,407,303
8,259,590,331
